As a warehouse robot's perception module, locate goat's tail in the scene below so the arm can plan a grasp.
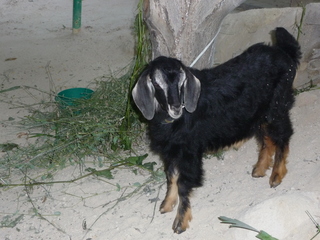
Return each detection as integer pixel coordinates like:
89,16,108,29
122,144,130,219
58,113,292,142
274,27,301,67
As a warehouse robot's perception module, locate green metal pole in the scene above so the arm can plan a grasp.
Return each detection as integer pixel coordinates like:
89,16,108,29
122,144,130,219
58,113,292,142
72,0,82,34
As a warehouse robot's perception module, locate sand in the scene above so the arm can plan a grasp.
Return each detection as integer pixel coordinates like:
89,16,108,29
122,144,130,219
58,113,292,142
0,1,319,239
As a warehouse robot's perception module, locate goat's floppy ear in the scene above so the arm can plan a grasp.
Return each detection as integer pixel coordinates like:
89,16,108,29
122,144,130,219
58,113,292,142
132,70,156,120
183,68,201,113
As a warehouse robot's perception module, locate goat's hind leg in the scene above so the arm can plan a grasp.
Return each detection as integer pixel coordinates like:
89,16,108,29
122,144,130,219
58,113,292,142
252,134,276,178
253,115,293,187
269,114,293,187
269,144,289,187
252,132,290,187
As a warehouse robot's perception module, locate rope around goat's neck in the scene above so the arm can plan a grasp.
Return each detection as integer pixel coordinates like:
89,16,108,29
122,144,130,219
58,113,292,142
189,24,222,68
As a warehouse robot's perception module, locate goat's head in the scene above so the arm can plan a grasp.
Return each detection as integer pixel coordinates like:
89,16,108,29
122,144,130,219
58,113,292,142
132,56,201,120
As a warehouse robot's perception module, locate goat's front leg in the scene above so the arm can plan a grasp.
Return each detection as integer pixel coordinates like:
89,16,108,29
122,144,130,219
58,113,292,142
160,168,193,233
172,181,193,233
160,169,179,213
160,150,203,233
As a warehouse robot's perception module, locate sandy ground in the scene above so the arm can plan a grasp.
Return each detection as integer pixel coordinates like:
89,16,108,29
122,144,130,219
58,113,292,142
1,1,320,240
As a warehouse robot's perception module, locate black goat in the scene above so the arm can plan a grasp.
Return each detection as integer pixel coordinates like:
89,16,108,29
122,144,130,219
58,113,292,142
132,27,301,233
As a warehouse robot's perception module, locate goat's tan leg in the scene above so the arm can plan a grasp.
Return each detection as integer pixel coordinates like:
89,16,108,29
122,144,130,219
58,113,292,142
252,136,276,178
269,145,289,187
160,170,179,213
172,202,192,234
160,169,193,234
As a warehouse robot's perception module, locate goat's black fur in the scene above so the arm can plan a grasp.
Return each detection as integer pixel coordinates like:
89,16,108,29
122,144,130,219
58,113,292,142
132,27,301,233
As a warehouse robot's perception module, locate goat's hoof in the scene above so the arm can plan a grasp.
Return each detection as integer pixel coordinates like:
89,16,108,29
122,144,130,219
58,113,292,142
172,209,192,234
173,226,186,234
251,167,266,178
159,200,175,214
172,218,187,234
160,207,171,214
269,173,282,188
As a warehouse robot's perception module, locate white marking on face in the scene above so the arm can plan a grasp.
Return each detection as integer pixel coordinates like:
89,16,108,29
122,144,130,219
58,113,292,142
168,106,183,119
167,69,186,119
154,69,185,119
154,69,168,94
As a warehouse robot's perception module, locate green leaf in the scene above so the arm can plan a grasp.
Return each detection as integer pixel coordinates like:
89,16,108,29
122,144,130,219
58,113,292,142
111,142,118,151
41,173,53,181
53,211,61,216
152,170,166,181
112,136,119,145
0,86,21,93
256,231,279,240
126,154,148,166
86,168,113,179
143,161,156,171
0,214,24,228
219,216,279,240
111,136,119,151
0,143,19,152
122,137,132,150
133,182,141,187
218,216,259,232
95,169,113,179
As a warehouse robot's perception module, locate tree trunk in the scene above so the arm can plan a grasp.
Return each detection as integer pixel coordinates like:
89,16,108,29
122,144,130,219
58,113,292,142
143,0,246,68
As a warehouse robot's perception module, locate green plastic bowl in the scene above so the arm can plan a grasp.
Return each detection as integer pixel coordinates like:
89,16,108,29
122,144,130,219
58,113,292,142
55,88,94,113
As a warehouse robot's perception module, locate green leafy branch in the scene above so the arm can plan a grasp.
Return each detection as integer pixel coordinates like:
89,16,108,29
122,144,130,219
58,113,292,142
0,154,163,189
219,216,279,240
219,212,320,240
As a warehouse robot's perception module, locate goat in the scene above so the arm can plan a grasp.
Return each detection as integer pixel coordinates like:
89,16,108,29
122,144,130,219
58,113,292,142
132,27,301,233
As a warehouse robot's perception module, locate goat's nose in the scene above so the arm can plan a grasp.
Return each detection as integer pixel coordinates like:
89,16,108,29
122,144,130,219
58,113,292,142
168,104,183,119
171,105,181,112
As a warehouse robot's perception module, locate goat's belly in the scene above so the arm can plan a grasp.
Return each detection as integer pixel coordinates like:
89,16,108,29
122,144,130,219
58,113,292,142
205,125,256,151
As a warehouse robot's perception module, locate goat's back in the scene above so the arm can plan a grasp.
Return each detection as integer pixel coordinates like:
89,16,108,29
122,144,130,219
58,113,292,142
149,43,297,154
